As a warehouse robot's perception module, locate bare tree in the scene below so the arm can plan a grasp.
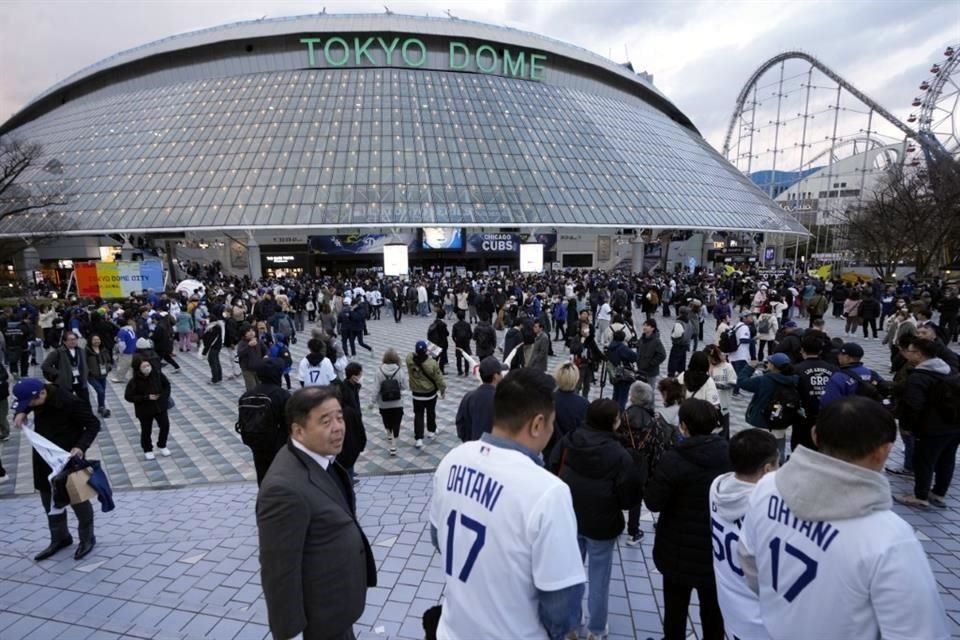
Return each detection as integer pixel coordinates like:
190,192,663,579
0,137,70,224
843,159,960,278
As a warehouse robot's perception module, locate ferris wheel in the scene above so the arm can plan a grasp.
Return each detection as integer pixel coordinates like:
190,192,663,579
907,44,959,165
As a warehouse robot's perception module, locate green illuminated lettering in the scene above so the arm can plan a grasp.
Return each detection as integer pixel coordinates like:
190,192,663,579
449,41,469,70
377,37,400,64
475,44,498,74
402,38,427,67
354,37,376,65
324,36,350,66
530,53,547,81
300,38,322,67
503,49,526,77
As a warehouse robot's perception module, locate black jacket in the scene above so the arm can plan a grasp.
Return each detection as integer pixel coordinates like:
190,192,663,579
124,370,172,420
550,428,645,540
451,320,473,349
900,362,960,437
635,331,666,379
473,322,497,359
29,385,101,492
793,357,837,422
338,404,367,469
644,435,732,585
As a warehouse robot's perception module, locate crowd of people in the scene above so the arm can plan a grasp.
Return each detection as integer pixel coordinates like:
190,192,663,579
1,262,958,639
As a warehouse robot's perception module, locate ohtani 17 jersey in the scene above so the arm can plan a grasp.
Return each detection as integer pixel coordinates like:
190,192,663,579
738,472,949,640
429,439,585,640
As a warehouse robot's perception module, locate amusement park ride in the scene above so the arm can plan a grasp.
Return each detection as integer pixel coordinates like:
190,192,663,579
721,44,959,270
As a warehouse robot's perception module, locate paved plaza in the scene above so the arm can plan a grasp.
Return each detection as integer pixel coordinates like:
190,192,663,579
0,311,958,639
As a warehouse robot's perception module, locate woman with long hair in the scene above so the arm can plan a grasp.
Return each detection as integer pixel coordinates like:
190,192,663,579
677,351,720,409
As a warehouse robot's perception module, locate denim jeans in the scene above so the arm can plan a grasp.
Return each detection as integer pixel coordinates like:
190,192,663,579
577,535,615,636
88,375,107,410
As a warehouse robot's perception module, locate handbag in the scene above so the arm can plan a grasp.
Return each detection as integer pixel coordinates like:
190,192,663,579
66,468,98,505
167,396,176,410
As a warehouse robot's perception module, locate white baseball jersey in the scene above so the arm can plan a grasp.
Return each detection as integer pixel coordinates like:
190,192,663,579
709,473,768,640
430,439,585,640
732,322,752,362
738,473,950,640
297,356,336,387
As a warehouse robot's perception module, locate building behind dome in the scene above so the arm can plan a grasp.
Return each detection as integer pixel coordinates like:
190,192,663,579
0,13,806,281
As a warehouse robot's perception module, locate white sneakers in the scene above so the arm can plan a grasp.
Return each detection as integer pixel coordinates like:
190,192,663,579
158,447,172,457
415,439,424,449
427,432,436,441
144,451,156,461
387,436,397,456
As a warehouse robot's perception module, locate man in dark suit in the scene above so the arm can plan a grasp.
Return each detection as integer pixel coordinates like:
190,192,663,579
256,386,377,640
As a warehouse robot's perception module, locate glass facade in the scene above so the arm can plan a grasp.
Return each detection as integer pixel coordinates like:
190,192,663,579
0,16,806,238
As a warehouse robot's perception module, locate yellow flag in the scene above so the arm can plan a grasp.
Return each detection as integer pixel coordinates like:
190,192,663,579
724,264,736,276
815,264,832,280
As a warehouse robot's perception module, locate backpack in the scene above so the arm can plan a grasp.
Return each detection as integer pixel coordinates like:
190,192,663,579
757,316,771,335
841,370,892,409
379,368,402,402
235,393,276,449
719,323,741,354
932,373,960,421
765,382,803,430
647,291,660,307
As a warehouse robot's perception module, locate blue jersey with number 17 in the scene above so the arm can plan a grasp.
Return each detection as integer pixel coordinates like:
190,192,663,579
429,440,585,640
738,472,949,640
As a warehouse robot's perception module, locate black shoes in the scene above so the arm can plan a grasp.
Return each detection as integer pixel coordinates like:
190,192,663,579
74,538,96,561
34,537,73,561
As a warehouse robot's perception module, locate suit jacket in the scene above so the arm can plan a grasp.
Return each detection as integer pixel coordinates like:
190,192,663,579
257,442,377,640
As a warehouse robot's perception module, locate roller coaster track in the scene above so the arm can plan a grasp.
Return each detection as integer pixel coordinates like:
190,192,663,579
722,50,921,160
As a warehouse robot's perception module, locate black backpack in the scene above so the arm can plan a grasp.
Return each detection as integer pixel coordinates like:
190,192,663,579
235,393,276,449
719,323,741,354
379,368,401,402
766,382,803,430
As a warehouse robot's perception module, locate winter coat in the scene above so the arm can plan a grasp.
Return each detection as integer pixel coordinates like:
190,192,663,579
28,385,101,492
124,369,172,420
85,345,111,379
606,340,638,367
456,383,497,442
737,365,800,429
248,375,292,452
551,427,646,540
406,352,446,398
635,332,666,380
42,345,88,389
644,435,732,584
338,392,367,469
899,358,960,437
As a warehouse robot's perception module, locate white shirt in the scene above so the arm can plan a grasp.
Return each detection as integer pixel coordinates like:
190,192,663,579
596,302,612,322
289,437,334,471
738,473,950,640
298,356,337,387
430,440,585,640
732,322,752,363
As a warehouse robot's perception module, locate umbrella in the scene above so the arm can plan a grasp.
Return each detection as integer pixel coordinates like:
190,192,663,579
175,279,205,297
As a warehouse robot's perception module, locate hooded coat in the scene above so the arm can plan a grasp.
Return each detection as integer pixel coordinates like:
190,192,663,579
737,365,800,430
550,427,645,540
736,447,949,640
644,435,732,584
899,357,960,437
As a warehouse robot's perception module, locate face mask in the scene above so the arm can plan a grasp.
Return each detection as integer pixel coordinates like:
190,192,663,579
140,364,153,376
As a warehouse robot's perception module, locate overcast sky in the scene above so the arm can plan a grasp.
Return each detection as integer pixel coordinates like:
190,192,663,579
1,0,957,158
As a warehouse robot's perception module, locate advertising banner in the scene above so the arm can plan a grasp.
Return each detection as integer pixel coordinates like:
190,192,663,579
309,233,416,255
465,231,557,254
74,260,165,299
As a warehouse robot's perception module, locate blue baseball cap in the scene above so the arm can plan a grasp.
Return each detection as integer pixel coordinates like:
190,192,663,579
767,353,792,368
415,340,429,353
12,378,45,413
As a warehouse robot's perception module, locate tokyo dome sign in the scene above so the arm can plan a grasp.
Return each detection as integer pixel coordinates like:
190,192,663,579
299,36,547,81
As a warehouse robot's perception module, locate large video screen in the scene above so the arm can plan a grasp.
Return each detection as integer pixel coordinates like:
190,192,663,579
421,228,463,250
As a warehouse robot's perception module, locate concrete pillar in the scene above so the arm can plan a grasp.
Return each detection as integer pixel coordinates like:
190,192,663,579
631,240,645,274
247,237,262,281
14,245,40,281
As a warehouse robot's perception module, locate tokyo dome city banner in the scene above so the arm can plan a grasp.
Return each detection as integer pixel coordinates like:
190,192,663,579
75,260,165,299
